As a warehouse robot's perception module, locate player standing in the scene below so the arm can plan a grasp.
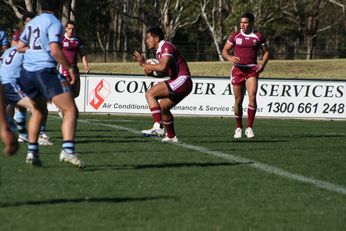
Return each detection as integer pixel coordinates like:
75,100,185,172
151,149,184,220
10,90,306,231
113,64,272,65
222,12,269,139
59,21,90,98
9,12,52,145
0,46,45,156
16,0,84,168
133,27,193,142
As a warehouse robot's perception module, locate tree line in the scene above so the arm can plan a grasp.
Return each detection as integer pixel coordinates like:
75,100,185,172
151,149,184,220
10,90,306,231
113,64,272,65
1,0,346,61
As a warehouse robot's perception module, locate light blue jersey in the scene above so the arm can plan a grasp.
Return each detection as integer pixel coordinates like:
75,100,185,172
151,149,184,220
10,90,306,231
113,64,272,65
20,13,63,71
0,46,23,84
0,29,9,47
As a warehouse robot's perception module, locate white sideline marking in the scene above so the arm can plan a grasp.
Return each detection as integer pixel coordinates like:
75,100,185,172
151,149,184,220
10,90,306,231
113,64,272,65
78,118,346,196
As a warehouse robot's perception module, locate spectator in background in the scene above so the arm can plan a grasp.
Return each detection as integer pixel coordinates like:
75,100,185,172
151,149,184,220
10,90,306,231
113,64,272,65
222,12,269,139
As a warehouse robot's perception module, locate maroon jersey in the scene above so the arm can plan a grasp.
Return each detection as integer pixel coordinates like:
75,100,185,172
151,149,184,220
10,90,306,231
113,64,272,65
61,33,85,65
12,29,21,42
227,30,266,67
156,41,190,80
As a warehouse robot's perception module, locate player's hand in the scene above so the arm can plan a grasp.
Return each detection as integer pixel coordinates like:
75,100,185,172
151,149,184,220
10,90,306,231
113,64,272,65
255,64,263,73
229,56,240,65
1,126,18,156
68,67,77,85
133,51,145,66
144,67,153,76
84,65,90,74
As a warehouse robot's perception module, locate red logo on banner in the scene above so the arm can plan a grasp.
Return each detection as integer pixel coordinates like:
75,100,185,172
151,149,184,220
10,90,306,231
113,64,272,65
89,79,111,110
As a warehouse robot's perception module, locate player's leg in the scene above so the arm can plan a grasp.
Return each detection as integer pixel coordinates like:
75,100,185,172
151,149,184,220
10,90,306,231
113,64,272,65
14,106,28,142
160,76,192,142
244,77,258,138
71,74,81,98
17,96,46,166
160,98,178,142
5,104,17,133
51,92,84,168
38,103,53,145
233,84,245,138
141,82,169,137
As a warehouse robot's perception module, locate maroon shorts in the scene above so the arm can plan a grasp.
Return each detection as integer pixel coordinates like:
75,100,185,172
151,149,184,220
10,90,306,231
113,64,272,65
165,76,193,103
231,65,259,86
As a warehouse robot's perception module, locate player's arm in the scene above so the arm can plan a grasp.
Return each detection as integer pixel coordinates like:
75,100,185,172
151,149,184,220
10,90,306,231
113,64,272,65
143,55,170,73
16,40,28,53
256,44,270,73
50,42,77,84
221,42,240,65
79,47,90,73
0,84,18,156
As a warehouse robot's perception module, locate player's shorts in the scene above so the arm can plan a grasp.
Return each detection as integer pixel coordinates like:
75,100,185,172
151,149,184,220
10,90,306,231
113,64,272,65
59,64,80,81
231,65,259,86
165,75,193,103
59,64,81,97
19,68,70,100
3,82,27,105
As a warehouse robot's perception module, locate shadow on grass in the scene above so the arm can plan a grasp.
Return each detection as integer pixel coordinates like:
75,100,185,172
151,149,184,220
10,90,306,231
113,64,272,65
0,195,174,208
76,140,150,144
83,161,250,172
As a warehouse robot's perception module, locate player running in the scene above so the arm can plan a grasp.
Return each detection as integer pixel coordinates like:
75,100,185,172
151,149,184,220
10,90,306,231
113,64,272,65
133,27,193,142
222,12,269,139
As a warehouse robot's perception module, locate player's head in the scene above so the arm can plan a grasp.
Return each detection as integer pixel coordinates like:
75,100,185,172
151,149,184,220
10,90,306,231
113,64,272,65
22,12,36,25
240,12,255,33
65,20,76,37
40,0,59,12
146,27,165,50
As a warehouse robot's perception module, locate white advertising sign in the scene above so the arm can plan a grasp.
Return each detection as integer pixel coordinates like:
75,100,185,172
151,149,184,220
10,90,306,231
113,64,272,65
49,75,346,119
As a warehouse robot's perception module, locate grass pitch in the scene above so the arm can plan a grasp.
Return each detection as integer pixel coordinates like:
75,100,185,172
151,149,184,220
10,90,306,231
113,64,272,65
1,114,346,230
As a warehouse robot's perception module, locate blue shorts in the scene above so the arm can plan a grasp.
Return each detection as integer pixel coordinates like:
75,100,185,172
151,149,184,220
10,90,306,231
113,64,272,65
19,68,70,100
3,82,27,105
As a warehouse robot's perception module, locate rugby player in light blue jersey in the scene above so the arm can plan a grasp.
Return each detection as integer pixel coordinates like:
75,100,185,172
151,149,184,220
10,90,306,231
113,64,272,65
16,0,84,168
0,46,46,161
0,60,18,156
0,28,9,52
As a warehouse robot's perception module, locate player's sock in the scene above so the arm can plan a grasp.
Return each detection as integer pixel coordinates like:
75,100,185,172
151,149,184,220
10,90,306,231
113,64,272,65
40,123,46,134
247,105,256,128
163,119,175,138
234,112,243,128
150,107,162,127
62,140,75,154
15,109,27,135
28,142,39,154
6,115,17,133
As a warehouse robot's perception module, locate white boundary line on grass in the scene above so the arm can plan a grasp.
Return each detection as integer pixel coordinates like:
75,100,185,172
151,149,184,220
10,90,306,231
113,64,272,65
78,118,346,196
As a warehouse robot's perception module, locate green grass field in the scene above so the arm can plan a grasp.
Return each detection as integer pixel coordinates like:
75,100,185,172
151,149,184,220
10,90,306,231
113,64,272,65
87,59,346,79
1,114,346,230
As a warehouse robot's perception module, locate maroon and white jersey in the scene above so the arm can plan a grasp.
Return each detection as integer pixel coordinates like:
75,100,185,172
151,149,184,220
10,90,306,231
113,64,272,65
227,30,266,67
12,29,21,42
156,40,191,80
61,33,85,65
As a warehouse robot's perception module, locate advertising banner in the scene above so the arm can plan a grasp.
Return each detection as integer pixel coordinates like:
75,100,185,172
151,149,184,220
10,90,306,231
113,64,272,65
49,74,346,119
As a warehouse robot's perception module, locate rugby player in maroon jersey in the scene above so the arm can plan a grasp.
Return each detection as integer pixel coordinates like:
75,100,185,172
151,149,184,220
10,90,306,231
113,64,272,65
222,13,269,139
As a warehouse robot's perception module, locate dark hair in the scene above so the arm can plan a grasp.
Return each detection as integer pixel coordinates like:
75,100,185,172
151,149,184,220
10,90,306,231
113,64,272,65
65,20,76,27
241,13,255,23
147,27,165,41
22,12,36,23
40,0,59,11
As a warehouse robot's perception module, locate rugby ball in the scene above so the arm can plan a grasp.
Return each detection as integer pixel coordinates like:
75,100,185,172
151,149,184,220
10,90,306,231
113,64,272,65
146,58,166,77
